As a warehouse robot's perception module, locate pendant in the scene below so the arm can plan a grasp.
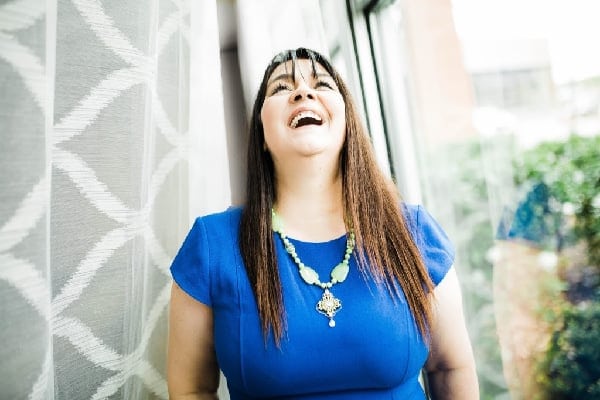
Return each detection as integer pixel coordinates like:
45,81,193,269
316,289,342,327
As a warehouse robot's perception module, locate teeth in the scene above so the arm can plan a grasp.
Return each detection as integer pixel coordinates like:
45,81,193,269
290,111,322,128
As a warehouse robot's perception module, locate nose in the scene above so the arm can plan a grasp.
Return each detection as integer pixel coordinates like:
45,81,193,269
290,81,315,102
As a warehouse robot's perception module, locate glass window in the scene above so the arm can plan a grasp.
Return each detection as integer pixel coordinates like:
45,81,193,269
319,0,394,177
319,0,366,120
365,0,600,398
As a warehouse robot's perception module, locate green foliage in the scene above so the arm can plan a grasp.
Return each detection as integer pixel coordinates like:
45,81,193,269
514,135,600,266
536,297,600,399
517,134,600,398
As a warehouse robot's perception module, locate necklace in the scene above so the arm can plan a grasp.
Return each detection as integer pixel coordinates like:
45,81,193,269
272,209,355,327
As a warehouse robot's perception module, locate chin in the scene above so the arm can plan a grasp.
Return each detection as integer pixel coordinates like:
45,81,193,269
298,142,342,158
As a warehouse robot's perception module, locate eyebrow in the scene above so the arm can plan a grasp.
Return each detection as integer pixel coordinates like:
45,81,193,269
267,72,333,87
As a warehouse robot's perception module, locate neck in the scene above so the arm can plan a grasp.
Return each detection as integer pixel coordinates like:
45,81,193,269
273,158,345,241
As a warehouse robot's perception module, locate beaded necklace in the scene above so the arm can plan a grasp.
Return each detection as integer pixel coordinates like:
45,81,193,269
272,209,355,327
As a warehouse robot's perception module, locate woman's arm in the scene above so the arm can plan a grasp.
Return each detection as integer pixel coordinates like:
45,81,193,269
168,282,220,400
425,267,479,399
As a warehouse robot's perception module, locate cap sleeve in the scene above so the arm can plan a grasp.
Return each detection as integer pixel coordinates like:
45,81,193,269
169,217,212,306
404,204,455,286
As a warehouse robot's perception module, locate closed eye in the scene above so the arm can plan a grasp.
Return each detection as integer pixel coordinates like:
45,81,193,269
269,82,293,96
315,80,334,90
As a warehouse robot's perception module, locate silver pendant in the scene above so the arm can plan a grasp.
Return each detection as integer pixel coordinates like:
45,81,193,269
316,289,342,327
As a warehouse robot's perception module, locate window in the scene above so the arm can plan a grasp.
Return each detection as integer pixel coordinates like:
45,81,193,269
358,0,600,398
320,0,394,178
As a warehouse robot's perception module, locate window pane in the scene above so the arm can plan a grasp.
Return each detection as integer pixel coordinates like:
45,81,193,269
371,0,600,398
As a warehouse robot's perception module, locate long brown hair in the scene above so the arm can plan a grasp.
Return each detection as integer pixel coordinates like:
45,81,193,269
240,48,434,345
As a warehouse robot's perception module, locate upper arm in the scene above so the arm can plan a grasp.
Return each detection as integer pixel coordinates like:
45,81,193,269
167,282,220,399
425,266,479,397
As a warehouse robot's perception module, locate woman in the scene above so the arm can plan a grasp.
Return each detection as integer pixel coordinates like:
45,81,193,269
168,47,478,399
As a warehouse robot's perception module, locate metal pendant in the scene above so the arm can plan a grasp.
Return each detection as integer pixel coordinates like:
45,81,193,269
316,289,342,327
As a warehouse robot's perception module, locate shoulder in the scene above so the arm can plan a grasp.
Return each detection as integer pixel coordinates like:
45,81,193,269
401,203,455,286
170,206,243,305
195,206,243,237
401,204,447,244
199,205,243,224
400,203,420,230
181,206,242,260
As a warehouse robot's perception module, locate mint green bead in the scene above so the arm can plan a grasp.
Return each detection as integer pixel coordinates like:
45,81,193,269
272,212,283,232
331,262,349,282
299,266,319,284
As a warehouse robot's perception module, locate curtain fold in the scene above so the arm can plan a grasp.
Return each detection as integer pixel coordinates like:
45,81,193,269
1,0,229,398
0,0,53,398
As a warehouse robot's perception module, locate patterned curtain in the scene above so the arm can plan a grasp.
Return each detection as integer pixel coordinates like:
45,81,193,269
0,0,229,398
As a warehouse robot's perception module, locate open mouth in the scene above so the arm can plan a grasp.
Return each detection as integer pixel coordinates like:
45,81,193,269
289,111,323,129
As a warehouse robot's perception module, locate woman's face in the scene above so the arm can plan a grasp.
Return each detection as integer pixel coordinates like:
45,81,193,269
260,59,346,163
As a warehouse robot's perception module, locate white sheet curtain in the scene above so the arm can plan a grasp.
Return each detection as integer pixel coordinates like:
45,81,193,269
0,0,229,398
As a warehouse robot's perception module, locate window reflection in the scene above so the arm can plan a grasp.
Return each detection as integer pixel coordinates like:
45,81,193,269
362,0,600,398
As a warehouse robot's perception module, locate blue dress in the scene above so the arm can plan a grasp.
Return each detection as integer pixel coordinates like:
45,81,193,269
170,205,454,399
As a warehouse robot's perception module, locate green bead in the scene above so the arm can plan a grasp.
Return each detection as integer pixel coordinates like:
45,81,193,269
272,211,283,232
331,262,349,282
299,266,319,284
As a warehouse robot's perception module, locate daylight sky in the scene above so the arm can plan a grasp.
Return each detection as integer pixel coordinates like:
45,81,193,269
451,0,600,83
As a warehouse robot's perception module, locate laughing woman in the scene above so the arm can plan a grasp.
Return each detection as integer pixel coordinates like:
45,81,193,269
167,47,479,399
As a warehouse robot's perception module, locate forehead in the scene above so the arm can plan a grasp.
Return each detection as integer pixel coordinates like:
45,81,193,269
267,58,331,81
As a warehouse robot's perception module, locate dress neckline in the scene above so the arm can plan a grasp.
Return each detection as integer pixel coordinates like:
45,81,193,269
283,233,348,246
